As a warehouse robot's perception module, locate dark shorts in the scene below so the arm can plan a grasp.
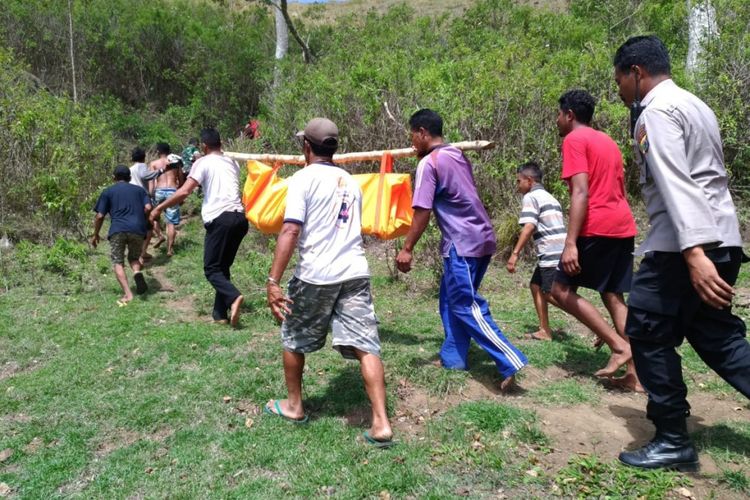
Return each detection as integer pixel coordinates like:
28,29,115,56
109,232,144,264
554,236,634,293
530,265,556,293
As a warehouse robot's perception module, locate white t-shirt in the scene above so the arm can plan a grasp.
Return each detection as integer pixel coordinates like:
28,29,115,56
284,162,369,285
188,153,245,223
129,162,150,191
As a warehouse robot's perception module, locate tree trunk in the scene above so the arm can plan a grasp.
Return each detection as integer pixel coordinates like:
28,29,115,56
686,0,717,77
278,0,314,63
67,0,78,103
273,2,288,87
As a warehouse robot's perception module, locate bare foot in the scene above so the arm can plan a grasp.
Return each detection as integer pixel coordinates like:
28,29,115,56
607,373,646,393
594,348,632,378
166,250,174,257
230,295,244,327
153,237,166,249
525,330,552,341
499,375,516,393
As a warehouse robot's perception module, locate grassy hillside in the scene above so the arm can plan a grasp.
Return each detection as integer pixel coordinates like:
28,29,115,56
1,212,748,497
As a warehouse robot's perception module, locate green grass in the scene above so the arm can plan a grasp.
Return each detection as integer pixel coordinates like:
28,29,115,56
1,220,749,497
554,455,690,499
528,378,602,406
719,468,750,493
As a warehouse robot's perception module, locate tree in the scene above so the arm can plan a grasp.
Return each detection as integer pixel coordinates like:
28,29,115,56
686,0,717,77
260,0,314,63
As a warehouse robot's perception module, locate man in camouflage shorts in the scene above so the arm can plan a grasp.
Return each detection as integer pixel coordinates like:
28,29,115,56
265,118,393,447
91,165,151,305
281,277,380,359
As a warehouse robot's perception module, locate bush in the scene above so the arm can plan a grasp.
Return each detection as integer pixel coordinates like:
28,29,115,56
2,0,748,248
45,237,88,275
0,48,117,241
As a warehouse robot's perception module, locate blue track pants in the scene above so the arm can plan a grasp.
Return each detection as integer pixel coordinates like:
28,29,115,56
439,246,527,378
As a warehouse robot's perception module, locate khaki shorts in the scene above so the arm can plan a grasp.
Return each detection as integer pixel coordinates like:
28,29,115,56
281,277,380,359
110,232,144,264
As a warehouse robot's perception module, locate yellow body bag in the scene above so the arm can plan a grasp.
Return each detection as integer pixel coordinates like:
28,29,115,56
242,154,413,239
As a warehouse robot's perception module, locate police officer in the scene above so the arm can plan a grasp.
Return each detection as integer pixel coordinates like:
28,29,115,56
613,35,750,471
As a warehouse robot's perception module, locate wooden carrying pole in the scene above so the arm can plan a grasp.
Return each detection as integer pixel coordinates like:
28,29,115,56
224,140,494,165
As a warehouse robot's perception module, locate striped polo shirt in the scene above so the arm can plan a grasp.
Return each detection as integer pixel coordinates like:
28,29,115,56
518,185,566,268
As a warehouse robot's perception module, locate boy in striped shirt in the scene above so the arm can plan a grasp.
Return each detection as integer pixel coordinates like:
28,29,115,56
507,162,565,341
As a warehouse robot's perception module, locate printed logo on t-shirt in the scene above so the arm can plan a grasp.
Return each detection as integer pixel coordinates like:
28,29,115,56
336,177,351,228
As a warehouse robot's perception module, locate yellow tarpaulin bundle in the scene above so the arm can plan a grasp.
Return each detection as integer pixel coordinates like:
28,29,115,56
242,155,413,239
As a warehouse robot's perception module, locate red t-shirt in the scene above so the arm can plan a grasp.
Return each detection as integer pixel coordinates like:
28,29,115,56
561,127,637,238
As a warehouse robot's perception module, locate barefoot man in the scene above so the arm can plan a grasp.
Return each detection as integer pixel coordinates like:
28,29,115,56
550,90,643,392
150,142,184,256
92,165,151,305
150,128,247,326
265,118,393,447
396,109,527,392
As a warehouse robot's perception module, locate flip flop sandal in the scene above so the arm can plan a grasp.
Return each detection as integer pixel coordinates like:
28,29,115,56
263,400,309,424
363,431,395,449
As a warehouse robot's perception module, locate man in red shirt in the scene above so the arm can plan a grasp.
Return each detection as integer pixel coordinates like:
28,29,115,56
551,89,642,392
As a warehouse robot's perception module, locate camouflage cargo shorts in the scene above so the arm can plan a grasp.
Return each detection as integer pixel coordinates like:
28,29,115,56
281,277,380,359
109,232,144,264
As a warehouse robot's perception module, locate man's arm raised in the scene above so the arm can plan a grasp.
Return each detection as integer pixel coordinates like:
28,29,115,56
149,177,198,223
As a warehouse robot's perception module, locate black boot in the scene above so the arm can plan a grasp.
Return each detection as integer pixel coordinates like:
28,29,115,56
619,417,699,472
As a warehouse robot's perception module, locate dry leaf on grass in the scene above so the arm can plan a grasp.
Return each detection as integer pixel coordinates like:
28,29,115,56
0,483,11,497
0,449,12,462
244,418,254,429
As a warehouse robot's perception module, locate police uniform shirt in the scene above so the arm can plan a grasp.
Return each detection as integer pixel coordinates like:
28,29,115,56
632,78,742,255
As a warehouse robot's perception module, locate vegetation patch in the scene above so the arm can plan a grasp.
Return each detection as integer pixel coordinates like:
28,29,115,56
554,455,690,499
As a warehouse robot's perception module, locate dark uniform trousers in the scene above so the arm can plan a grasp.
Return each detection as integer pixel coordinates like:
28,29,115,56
626,247,750,421
203,211,249,321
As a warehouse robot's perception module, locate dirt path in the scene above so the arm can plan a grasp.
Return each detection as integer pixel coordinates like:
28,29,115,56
388,364,747,498
145,256,199,324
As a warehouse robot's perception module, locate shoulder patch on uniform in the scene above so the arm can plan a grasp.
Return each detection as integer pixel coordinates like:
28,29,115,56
636,123,649,155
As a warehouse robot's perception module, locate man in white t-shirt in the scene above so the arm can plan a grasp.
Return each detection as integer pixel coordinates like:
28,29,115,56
150,128,248,326
265,118,393,447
